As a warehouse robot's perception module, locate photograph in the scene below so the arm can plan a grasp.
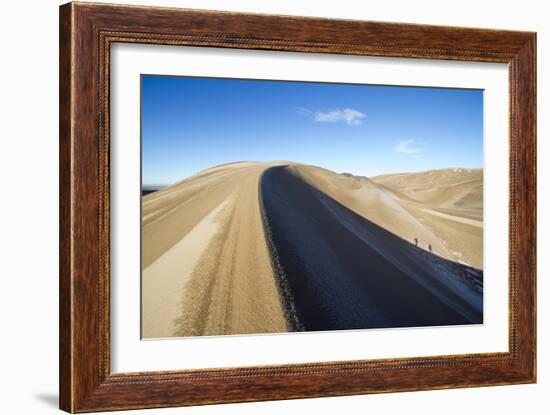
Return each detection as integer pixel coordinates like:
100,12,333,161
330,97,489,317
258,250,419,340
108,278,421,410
140,75,484,339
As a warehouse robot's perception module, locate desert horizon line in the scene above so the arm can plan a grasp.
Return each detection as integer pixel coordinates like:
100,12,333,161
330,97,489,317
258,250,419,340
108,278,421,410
142,161,483,188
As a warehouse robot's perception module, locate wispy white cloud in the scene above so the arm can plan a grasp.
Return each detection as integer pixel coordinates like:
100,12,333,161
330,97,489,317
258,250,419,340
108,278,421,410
393,139,425,154
314,108,366,126
296,107,365,126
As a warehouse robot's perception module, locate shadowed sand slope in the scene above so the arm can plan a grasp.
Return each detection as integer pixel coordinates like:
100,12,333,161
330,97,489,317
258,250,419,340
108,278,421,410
260,166,482,331
142,162,288,338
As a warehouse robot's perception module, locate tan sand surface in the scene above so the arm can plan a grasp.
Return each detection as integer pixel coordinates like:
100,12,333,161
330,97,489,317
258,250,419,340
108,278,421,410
142,162,287,338
371,168,483,269
421,207,482,229
142,200,230,338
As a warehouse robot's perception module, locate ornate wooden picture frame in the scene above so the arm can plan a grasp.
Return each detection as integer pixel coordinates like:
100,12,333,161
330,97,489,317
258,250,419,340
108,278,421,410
59,2,536,412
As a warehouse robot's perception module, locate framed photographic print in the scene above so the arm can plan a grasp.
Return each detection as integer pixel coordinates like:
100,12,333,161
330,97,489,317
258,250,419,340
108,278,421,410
59,2,536,412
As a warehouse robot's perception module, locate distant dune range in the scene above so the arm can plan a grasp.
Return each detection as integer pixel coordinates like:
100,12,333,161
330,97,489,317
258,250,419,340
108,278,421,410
142,162,483,338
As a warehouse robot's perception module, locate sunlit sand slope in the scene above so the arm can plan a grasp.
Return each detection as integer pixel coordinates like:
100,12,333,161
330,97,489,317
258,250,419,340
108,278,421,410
372,168,483,269
142,162,287,338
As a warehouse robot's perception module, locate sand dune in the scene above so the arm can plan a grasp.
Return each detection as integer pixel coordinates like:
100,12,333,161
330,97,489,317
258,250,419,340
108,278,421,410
142,162,287,338
373,168,483,209
294,165,457,265
142,162,483,338
301,166,483,267
371,168,483,268
261,166,481,330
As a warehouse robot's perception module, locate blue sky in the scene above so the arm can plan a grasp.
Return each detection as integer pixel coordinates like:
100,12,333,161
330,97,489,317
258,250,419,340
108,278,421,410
141,75,483,186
